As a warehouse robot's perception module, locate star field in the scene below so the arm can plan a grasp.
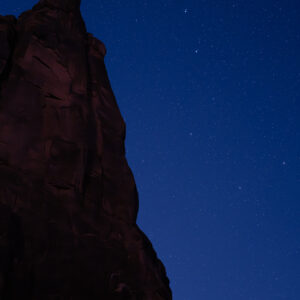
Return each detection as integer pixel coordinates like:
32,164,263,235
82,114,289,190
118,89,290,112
2,1,300,299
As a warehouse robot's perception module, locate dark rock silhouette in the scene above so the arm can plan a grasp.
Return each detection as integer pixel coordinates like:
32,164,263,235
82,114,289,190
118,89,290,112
0,1,172,299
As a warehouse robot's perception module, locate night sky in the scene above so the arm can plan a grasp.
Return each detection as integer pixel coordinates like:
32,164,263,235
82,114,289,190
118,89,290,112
2,1,300,299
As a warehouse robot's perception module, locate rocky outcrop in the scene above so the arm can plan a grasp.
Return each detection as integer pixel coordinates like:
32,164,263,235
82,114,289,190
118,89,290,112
0,1,172,299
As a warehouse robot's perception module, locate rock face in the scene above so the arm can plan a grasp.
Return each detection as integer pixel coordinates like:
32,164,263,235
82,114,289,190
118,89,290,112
0,1,172,299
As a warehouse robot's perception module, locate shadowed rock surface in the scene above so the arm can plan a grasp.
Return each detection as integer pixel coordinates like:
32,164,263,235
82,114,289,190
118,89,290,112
0,1,172,299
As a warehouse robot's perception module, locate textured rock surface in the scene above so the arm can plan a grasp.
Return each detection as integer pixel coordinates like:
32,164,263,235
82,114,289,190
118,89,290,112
0,0,172,299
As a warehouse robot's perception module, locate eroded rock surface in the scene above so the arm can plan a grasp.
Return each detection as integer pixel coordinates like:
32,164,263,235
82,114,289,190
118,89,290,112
0,1,171,299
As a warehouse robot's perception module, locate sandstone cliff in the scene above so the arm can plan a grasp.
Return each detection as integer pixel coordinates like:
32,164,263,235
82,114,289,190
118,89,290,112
0,1,171,299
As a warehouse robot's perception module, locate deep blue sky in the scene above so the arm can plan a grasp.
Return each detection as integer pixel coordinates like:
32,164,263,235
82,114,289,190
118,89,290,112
2,1,300,299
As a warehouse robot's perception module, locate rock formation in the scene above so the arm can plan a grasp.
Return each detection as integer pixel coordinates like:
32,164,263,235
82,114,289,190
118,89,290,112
0,0,172,299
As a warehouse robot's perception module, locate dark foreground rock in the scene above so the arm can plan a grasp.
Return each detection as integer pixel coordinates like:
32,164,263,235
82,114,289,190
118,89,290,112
0,1,172,299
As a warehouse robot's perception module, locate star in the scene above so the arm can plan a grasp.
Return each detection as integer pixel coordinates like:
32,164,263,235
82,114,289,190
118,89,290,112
184,8,188,14
194,49,199,54
282,161,286,165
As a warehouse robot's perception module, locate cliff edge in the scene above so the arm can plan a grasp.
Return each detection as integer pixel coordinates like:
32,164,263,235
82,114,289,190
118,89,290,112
0,1,172,299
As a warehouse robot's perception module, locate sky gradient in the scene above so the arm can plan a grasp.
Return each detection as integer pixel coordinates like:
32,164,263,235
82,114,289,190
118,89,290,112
2,1,300,299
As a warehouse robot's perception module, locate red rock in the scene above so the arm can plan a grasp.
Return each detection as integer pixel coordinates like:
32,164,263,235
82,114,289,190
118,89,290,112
0,0,172,299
